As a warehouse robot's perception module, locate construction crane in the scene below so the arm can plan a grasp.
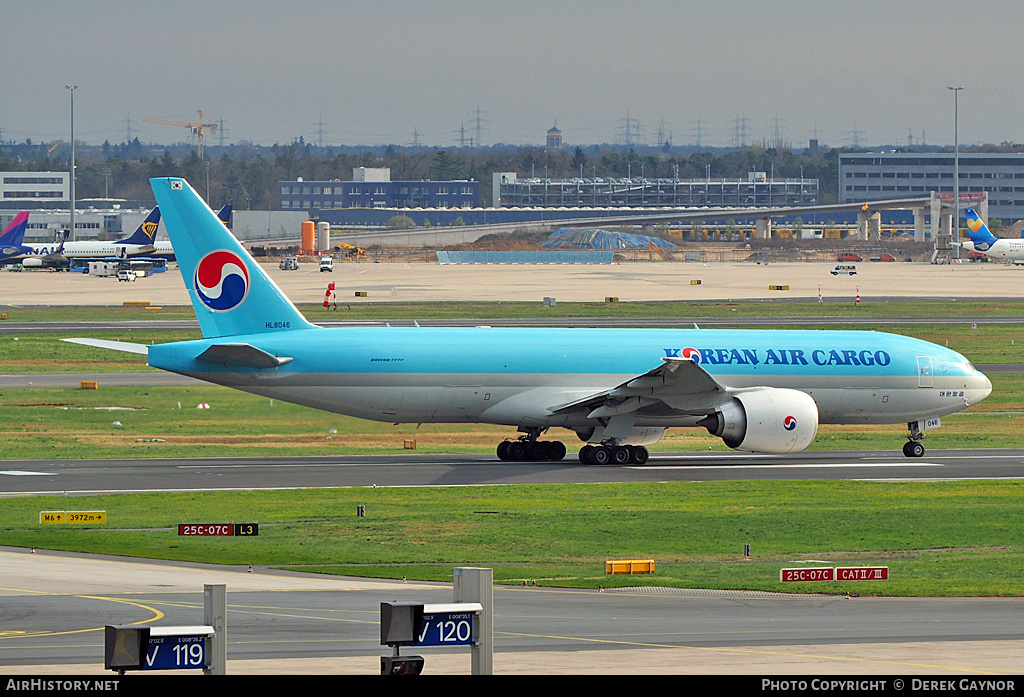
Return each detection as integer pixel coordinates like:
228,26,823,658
145,110,217,159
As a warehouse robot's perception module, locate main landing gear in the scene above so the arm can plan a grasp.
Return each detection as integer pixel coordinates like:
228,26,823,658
578,443,649,465
496,431,567,462
903,421,926,458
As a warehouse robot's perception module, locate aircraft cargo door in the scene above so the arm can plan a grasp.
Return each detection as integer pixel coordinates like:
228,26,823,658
916,356,934,388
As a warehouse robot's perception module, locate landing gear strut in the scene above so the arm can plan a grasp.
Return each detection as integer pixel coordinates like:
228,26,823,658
496,428,566,462
578,443,649,465
903,421,926,458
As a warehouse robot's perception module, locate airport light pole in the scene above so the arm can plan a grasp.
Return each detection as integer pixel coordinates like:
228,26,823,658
948,85,963,259
67,84,79,242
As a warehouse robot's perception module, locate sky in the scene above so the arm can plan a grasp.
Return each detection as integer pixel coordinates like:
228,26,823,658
2,0,1021,150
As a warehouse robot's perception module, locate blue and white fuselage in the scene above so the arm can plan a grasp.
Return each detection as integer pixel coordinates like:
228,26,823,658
148,326,988,429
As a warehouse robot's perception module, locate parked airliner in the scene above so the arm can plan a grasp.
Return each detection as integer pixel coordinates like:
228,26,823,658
66,178,992,463
15,204,229,268
0,211,31,263
960,208,1024,263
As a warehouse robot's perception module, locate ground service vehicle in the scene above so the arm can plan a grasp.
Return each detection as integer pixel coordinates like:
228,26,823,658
831,264,857,275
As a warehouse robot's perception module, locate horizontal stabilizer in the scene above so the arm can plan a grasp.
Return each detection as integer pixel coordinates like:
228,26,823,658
196,343,294,368
61,338,149,355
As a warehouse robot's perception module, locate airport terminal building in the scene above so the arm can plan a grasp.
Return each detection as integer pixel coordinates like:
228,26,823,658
279,168,479,213
493,171,819,209
838,152,1024,222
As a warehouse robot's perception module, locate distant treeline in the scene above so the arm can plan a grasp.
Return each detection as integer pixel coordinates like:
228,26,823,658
2,137,1017,211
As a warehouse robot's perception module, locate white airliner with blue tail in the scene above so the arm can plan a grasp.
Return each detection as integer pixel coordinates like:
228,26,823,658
961,208,1024,263
66,178,992,463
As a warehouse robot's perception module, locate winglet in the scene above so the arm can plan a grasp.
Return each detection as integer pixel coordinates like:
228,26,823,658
150,177,315,339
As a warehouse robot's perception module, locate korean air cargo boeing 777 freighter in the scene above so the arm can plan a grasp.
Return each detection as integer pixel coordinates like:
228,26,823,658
66,178,992,463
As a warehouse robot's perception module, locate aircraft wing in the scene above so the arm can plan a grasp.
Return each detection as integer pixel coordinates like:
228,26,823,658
551,357,730,418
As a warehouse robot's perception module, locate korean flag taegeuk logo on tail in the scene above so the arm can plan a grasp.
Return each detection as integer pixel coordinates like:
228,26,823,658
194,250,250,311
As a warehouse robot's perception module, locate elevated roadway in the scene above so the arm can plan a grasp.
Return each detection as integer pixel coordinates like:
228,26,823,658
331,197,937,247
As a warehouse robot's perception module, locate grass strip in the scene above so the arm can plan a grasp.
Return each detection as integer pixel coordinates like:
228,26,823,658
3,481,1022,596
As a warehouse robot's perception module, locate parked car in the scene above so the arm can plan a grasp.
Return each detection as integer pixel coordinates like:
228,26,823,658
117,270,137,282
831,264,857,275
869,253,896,262
836,252,863,262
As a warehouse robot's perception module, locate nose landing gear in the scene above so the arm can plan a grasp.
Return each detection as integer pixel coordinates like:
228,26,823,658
903,421,926,457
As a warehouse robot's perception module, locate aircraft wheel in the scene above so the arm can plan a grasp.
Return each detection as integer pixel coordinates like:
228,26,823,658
590,445,611,465
507,441,528,461
578,445,593,464
496,441,511,460
611,446,631,465
904,441,925,458
630,446,649,464
527,441,548,461
546,441,567,461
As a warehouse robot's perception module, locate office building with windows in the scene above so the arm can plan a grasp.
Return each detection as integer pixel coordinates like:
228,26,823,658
1,171,70,205
279,168,479,213
838,152,1024,222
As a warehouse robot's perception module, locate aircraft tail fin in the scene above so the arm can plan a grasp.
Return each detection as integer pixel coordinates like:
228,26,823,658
0,211,29,245
150,177,315,339
216,204,232,228
115,207,161,245
965,208,1000,251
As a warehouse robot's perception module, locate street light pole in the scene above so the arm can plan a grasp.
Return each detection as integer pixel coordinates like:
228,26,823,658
66,85,79,242
948,85,963,259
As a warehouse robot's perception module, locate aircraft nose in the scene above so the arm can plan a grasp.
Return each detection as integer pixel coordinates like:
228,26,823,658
969,371,993,404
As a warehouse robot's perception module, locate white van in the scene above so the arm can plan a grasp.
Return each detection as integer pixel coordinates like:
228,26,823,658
319,257,334,272
831,264,857,275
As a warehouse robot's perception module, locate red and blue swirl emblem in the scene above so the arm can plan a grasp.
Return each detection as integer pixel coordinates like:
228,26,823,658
195,250,249,311
783,415,797,431
682,347,702,363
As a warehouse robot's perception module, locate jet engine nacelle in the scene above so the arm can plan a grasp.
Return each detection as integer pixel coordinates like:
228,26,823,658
575,426,666,446
699,388,818,454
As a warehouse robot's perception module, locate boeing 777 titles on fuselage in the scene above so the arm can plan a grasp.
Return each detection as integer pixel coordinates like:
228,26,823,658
65,178,992,463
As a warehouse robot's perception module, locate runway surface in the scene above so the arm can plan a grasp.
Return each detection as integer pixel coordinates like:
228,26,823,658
1,449,1022,497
